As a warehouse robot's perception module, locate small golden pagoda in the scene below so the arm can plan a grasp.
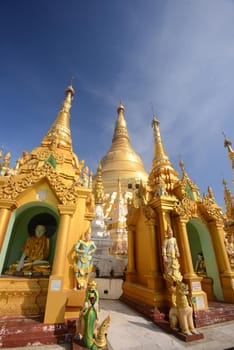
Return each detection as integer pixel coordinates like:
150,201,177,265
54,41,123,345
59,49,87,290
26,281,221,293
109,178,128,256
121,115,234,318
0,84,94,323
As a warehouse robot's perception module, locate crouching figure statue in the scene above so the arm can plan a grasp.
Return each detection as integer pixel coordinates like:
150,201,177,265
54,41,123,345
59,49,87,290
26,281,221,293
169,281,199,336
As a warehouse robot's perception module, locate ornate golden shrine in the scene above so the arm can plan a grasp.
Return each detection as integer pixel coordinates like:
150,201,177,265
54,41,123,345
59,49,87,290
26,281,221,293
0,85,93,323
122,116,234,316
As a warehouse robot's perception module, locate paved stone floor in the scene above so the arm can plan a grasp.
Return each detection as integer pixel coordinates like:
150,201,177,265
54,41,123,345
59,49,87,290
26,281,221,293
3,299,234,350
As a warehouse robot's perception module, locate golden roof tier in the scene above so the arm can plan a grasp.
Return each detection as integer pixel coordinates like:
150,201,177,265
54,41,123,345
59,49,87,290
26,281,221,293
13,84,84,185
99,102,148,194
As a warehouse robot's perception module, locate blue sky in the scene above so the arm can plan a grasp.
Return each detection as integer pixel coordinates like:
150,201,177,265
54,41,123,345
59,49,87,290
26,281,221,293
0,0,234,209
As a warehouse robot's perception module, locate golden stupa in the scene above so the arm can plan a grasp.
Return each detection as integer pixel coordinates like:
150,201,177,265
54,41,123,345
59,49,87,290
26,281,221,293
100,102,148,194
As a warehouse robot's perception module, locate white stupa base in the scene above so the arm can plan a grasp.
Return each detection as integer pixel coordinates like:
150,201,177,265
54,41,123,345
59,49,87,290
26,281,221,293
96,278,123,299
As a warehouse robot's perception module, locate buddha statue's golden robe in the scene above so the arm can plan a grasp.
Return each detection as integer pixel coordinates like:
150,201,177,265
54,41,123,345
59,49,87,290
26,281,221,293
5,230,51,276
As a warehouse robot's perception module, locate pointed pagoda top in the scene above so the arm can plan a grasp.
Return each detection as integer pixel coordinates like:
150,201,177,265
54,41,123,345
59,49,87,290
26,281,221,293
151,116,174,171
179,158,186,177
223,132,233,153
148,115,179,194
41,83,75,151
112,101,129,143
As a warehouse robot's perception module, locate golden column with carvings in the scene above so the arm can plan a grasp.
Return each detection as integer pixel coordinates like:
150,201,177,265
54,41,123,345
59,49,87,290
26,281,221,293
0,200,17,250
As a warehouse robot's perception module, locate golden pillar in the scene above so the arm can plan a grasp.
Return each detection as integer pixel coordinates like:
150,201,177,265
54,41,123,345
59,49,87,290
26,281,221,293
125,224,137,283
52,204,76,276
146,218,163,290
44,204,76,323
148,219,158,273
176,217,195,278
208,221,232,274
0,200,17,250
127,224,135,273
207,221,234,302
176,217,208,310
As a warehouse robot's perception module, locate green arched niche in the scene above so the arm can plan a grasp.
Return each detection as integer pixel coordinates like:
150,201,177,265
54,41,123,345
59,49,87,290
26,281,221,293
186,218,224,301
0,201,59,275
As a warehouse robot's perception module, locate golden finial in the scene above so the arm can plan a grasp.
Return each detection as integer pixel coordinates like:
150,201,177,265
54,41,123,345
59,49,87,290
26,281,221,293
65,78,75,99
151,115,159,131
117,100,125,114
179,156,185,174
223,131,233,152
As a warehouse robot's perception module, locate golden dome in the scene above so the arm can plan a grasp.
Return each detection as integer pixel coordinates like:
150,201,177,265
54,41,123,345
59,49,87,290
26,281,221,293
100,102,148,194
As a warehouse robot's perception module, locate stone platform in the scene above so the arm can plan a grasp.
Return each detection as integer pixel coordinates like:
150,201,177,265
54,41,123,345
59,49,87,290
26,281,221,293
120,293,234,330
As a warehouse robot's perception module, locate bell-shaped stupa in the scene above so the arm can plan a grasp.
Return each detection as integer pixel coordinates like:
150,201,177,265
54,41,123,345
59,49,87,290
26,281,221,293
100,102,148,194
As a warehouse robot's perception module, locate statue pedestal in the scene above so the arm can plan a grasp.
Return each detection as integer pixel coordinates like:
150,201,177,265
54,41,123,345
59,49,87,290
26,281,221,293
152,318,204,342
0,276,48,316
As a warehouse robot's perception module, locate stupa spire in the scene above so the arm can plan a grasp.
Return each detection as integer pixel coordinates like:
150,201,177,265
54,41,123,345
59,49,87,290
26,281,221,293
148,115,179,193
41,84,75,150
112,101,130,143
151,116,173,171
223,132,234,187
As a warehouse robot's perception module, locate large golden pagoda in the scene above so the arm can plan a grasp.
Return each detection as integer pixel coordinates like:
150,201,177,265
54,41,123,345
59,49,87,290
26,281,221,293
0,85,94,323
100,102,148,194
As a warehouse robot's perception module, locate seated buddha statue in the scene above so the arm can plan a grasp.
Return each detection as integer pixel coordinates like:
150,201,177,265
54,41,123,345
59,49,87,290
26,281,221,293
5,224,51,276
195,252,206,276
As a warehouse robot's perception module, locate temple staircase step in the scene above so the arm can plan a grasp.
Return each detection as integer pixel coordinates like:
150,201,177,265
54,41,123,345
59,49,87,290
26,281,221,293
0,314,76,348
194,301,234,327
